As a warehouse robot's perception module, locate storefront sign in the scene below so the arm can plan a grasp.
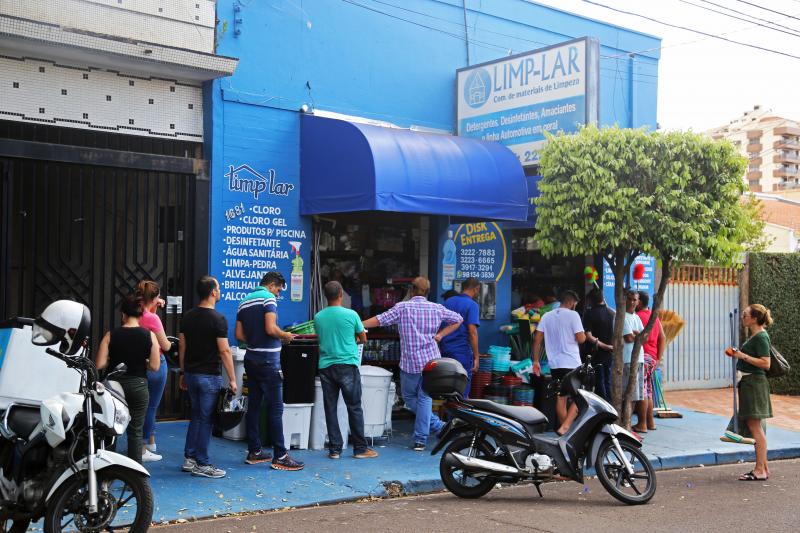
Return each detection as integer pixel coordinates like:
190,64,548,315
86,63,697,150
449,222,508,284
456,37,599,166
210,163,309,329
602,254,656,309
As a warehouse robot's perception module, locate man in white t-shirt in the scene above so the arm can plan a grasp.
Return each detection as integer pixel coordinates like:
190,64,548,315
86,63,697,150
622,290,646,419
532,290,586,435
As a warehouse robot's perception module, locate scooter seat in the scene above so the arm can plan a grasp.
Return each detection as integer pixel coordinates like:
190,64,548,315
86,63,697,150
6,405,40,438
464,399,548,426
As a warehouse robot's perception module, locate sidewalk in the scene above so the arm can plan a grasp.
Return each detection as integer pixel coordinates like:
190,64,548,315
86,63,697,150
134,391,800,525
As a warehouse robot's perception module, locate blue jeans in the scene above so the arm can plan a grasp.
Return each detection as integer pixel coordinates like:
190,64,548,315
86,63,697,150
400,370,444,445
593,361,612,403
184,373,222,466
244,356,286,458
143,354,167,443
319,364,368,454
442,351,473,398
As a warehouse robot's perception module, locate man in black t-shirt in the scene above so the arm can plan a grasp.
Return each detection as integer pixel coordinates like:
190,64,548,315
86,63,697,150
582,289,615,402
179,275,237,479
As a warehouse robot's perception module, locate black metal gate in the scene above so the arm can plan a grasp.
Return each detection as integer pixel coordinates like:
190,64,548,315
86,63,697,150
0,124,208,419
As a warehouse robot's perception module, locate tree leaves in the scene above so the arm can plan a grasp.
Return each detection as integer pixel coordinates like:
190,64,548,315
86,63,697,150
536,125,763,423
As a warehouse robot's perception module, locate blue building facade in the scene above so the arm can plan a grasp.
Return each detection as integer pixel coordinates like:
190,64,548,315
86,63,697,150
207,0,660,348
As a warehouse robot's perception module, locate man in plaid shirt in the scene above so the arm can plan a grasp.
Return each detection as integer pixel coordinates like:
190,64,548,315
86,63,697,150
363,277,462,450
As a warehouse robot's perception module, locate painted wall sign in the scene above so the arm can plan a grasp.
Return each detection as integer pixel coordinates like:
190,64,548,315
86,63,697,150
602,254,656,309
450,222,508,283
210,161,309,335
456,37,599,166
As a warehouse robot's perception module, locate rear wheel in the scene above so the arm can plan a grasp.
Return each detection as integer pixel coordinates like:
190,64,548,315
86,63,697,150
439,434,499,499
594,437,656,505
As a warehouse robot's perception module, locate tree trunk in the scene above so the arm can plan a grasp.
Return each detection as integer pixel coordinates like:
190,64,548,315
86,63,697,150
620,257,673,428
610,250,629,415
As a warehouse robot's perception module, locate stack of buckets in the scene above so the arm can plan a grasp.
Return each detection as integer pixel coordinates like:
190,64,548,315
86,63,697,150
470,355,493,398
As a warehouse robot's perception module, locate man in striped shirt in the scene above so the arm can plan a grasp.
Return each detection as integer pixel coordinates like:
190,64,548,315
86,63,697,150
363,277,463,451
235,272,304,471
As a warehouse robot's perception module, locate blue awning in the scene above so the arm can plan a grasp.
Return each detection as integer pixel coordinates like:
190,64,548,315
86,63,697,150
300,115,528,221
501,174,542,229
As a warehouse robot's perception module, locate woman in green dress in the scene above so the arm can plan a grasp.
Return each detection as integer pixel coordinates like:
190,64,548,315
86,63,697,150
725,304,773,481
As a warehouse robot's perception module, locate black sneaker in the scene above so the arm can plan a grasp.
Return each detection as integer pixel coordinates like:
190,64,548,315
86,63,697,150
272,454,305,471
245,449,272,465
412,442,426,452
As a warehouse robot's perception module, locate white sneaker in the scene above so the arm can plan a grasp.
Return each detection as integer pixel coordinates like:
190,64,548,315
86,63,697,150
142,449,162,463
145,443,157,453
181,457,197,472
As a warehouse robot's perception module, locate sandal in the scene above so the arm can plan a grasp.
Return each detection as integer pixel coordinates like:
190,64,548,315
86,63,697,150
738,470,767,481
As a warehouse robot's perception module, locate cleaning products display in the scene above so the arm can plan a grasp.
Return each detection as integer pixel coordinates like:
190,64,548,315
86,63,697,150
289,241,304,302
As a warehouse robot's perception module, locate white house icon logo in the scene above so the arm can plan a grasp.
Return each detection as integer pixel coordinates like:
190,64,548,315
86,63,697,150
225,164,295,200
463,68,492,109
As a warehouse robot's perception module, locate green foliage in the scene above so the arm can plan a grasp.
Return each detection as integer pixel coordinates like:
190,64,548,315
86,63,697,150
536,125,764,418
749,253,800,395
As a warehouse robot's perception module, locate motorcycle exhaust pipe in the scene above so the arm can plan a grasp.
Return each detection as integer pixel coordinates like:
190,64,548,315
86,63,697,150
448,452,521,475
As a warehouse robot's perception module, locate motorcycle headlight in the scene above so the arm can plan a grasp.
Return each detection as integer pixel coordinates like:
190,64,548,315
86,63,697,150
112,403,130,436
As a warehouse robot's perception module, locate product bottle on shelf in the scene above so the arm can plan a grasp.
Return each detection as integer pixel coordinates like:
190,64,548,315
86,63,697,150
442,230,456,290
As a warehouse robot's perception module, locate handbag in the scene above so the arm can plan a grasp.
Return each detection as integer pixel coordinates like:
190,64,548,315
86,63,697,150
766,344,791,379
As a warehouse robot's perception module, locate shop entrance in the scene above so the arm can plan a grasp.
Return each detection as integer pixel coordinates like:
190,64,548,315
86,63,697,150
510,228,586,311
311,212,429,369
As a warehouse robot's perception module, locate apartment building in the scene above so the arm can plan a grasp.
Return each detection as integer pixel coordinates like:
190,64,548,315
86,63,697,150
709,105,800,194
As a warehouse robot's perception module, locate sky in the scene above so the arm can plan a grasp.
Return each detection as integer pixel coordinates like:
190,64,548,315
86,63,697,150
532,0,800,131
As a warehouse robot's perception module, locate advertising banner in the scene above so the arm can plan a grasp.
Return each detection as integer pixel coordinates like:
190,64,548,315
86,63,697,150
602,254,656,309
210,162,310,335
456,37,599,166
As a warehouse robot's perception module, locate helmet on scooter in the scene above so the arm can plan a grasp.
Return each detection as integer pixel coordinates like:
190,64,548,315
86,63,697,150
422,358,468,399
31,300,91,355
215,388,247,431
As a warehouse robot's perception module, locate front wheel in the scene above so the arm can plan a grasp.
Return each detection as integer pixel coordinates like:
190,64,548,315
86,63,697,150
44,466,153,533
440,434,499,499
594,437,657,505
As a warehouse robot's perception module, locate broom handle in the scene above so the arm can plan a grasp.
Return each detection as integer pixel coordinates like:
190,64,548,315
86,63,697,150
731,309,739,434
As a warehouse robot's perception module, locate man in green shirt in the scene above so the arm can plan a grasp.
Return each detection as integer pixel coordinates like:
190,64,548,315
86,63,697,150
314,281,378,460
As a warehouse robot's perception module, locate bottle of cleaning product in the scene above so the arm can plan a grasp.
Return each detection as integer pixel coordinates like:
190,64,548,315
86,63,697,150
442,230,456,290
289,241,303,302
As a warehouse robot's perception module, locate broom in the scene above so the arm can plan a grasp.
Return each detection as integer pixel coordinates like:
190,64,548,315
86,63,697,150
653,309,686,418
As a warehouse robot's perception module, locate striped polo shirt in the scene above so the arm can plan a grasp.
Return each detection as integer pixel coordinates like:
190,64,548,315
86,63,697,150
236,286,281,361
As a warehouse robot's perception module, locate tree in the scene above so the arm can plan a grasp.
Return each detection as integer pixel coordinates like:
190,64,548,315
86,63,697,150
536,125,763,427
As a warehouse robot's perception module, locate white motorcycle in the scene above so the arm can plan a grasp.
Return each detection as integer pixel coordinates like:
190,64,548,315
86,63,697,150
0,301,153,532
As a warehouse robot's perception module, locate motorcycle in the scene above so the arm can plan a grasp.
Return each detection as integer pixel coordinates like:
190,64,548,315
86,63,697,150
0,302,153,532
423,357,657,505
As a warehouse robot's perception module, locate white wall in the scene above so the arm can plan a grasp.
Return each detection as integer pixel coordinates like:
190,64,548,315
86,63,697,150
0,54,203,140
1,0,215,53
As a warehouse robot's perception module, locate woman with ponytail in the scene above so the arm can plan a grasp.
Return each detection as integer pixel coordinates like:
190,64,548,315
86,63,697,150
95,293,160,464
725,304,774,481
135,280,174,462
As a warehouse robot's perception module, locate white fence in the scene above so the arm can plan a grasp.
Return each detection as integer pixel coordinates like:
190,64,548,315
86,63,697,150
661,266,740,390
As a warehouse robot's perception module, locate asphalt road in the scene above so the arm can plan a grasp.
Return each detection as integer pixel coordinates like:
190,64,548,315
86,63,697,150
155,459,800,533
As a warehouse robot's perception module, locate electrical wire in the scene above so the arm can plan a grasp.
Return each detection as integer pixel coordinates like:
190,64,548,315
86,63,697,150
696,0,800,35
580,0,800,60
731,0,800,23
677,0,800,38
340,0,512,54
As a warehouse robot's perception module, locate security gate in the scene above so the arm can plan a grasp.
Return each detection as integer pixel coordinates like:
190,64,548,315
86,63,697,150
661,266,740,390
0,123,208,419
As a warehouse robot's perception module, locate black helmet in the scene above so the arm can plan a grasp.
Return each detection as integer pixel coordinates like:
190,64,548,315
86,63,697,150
422,358,468,399
215,388,247,431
